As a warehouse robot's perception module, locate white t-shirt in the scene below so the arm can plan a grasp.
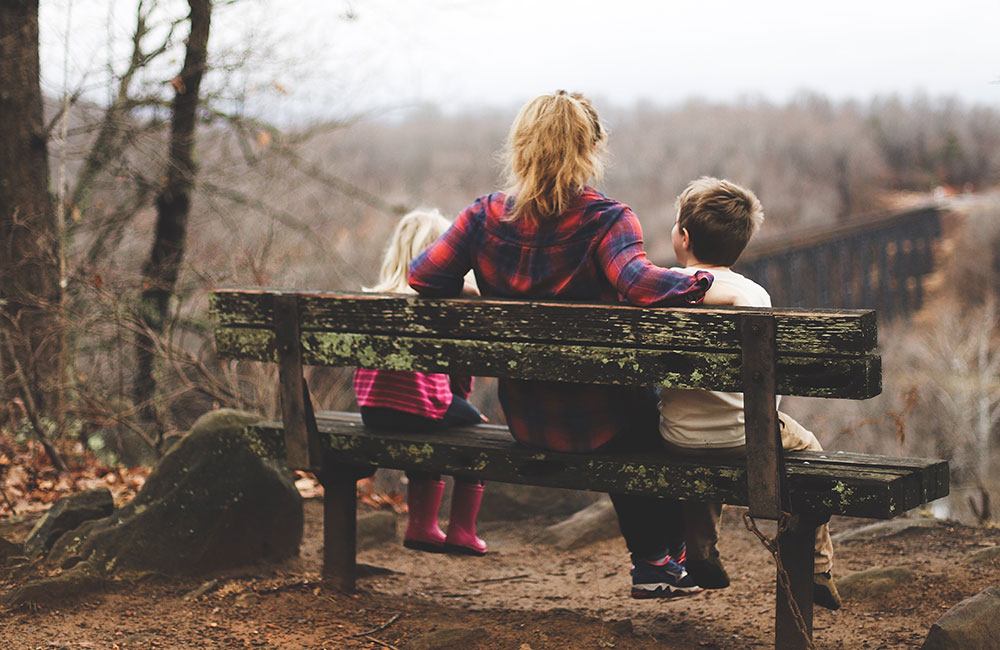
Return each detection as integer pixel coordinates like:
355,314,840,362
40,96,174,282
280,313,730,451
658,266,778,449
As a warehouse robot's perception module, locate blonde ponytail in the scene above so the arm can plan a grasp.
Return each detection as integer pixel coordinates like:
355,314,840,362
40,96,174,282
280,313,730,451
501,91,607,223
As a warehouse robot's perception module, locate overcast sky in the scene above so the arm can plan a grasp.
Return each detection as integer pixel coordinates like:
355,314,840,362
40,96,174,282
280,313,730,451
40,0,1000,121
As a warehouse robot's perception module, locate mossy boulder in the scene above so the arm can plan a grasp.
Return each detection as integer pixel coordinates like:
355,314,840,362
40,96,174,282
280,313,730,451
23,488,114,558
47,409,303,576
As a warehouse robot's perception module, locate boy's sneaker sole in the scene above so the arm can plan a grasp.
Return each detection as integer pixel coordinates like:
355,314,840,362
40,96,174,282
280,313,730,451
630,583,704,599
630,555,703,600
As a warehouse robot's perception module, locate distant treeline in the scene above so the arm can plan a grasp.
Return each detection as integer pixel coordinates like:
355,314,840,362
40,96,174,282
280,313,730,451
311,93,1000,262
56,91,1000,312
45,92,1000,441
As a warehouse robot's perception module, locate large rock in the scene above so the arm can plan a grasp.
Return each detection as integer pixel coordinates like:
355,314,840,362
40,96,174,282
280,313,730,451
408,627,489,650
967,545,1000,564
23,488,114,558
46,409,303,576
923,586,1000,650
533,496,620,549
479,483,599,521
836,566,915,599
831,517,942,543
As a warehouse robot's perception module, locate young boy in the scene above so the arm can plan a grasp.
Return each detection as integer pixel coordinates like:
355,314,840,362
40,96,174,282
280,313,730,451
658,177,841,610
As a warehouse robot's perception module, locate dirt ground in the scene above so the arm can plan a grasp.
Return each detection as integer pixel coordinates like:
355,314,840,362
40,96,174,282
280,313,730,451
2,498,999,650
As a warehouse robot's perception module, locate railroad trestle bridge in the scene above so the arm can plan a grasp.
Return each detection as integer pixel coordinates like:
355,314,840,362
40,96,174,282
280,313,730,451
734,204,943,321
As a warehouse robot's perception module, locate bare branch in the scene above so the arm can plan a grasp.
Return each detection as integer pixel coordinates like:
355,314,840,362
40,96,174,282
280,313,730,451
274,142,407,216
74,388,159,454
41,87,85,140
68,4,182,220
197,179,343,264
0,331,69,473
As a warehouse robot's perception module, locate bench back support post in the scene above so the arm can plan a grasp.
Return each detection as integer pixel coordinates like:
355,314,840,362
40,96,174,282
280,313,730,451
775,516,817,648
740,313,784,520
275,295,320,470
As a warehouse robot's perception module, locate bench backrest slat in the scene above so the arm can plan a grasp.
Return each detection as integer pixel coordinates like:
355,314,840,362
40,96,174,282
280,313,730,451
211,289,882,399
214,290,878,354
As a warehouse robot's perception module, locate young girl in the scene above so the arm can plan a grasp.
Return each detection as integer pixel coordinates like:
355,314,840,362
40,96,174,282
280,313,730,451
353,209,488,555
408,91,724,598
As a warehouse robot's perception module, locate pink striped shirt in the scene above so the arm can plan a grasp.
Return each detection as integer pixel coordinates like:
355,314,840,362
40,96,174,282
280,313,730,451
353,369,473,419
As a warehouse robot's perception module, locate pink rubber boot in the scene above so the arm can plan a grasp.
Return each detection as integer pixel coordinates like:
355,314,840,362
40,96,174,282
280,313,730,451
403,479,446,552
444,482,487,556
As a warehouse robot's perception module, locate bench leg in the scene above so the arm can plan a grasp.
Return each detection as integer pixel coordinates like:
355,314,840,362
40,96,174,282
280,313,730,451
318,470,358,592
775,516,816,650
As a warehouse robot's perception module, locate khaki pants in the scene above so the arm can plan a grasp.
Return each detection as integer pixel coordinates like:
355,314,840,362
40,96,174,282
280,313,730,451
663,412,834,574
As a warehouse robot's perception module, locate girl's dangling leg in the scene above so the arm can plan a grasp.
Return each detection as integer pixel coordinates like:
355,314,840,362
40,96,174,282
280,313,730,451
444,480,487,556
403,476,447,553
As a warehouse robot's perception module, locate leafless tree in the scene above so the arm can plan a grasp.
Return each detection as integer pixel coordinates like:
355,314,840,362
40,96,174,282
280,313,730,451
135,0,212,433
0,0,62,423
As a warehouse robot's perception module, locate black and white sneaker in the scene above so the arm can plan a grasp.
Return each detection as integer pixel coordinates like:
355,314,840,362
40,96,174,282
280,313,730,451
630,556,704,599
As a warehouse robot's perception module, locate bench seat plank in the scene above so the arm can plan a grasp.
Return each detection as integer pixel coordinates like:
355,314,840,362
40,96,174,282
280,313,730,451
216,328,881,398
246,411,947,519
787,450,950,507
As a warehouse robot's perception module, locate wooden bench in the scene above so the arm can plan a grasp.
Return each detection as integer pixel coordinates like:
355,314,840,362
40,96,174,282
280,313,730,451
210,288,949,650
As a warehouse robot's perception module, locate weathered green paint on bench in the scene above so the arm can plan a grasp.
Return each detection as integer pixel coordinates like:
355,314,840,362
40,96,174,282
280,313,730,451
215,327,881,398
211,289,882,398
210,289,878,355
245,412,947,520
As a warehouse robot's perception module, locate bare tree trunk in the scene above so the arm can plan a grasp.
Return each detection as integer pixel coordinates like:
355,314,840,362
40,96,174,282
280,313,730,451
973,300,997,492
0,0,61,418
135,0,211,434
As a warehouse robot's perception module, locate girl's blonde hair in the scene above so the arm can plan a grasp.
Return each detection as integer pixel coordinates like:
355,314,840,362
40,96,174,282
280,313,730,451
501,90,608,223
367,209,452,294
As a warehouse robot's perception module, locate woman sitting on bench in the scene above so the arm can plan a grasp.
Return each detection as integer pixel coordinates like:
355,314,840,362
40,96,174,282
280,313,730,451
408,90,730,599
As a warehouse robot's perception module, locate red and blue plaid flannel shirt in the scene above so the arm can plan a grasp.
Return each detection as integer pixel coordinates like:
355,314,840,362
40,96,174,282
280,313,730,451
408,187,712,452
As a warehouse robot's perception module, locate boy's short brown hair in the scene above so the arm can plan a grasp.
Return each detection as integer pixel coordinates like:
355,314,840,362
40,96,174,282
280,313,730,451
676,177,764,267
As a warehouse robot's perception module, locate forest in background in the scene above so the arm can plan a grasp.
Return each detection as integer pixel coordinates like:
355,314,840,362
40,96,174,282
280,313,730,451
23,92,997,519
2,0,999,524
